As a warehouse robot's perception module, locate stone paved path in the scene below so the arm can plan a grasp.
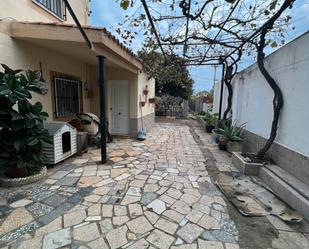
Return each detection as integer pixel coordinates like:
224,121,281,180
0,119,308,249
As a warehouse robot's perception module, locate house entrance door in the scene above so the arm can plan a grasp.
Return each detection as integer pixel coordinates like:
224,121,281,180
109,80,130,135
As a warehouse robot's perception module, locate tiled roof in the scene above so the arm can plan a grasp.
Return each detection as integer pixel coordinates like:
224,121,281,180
16,21,139,61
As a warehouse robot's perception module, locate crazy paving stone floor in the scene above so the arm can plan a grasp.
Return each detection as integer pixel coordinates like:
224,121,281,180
0,119,308,249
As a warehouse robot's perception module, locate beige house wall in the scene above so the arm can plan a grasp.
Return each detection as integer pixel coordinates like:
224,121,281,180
0,0,89,25
0,33,91,121
88,66,138,120
0,0,155,136
88,69,155,135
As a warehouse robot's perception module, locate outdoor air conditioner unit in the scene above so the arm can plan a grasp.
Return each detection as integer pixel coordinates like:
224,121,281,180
43,122,77,164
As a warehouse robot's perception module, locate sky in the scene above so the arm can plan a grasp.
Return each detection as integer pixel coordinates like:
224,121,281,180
89,0,309,93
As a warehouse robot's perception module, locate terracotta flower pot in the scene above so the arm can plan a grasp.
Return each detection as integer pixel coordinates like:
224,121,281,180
218,135,227,150
5,165,28,178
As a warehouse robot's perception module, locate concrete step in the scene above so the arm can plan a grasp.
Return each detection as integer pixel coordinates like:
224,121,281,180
259,165,309,221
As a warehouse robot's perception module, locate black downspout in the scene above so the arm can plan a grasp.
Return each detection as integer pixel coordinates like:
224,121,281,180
63,0,92,49
98,56,107,163
63,0,107,163
218,63,225,120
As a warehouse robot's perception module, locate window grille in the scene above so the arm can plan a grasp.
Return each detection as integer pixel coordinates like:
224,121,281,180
35,0,66,20
54,77,82,117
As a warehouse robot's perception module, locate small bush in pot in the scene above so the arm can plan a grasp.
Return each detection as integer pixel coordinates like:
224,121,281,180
198,111,206,116
0,64,51,178
204,112,218,133
215,120,245,151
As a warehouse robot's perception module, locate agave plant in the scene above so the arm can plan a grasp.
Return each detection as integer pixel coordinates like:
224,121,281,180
0,64,51,177
215,120,245,142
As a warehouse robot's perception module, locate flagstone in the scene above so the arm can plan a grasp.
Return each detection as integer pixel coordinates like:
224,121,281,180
84,194,101,203
144,210,160,224
129,179,146,187
121,195,141,205
171,244,197,249
109,150,125,157
64,209,86,227
198,215,220,230
110,157,124,163
97,170,110,176
146,229,175,249
88,238,109,249
111,168,129,178
72,158,89,165
95,178,115,187
9,199,32,208
0,207,33,236
186,209,204,224
106,225,128,249
171,200,191,215
192,203,210,214
126,186,141,196
159,194,177,205
99,218,113,234
144,184,159,192
93,186,110,196
15,236,42,249
113,215,129,226
127,151,142,156
141,192,158,206
147,199,166,214
177,223,204,243
180,193,200,205
77,176,102,188
73,222,100,242
198,239,224,249
43,228,71,249
127,216,153,234
166,188,183,199
128,203,143,218
126,239,149,249
102,204,113,217
114,205,127,216
154,218,178,234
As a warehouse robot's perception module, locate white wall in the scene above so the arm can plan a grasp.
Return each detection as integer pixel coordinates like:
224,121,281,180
137,72,155,118
213,81,229,116
232,31,309,157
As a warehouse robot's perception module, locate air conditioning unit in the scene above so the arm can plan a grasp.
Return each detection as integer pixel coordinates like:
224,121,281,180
43,122,77,164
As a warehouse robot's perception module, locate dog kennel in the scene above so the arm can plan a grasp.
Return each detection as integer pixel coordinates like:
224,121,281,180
43,122,77,164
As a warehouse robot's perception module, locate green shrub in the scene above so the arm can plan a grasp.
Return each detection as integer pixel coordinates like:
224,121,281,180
203,112,218,125
0,64,51,177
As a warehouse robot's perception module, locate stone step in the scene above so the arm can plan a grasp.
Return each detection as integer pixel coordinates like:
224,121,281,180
259,165,309,221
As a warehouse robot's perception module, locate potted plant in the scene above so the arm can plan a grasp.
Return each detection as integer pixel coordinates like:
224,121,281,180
217,134,227,150
140,101,146,107
149,97,156,104
204,112,218,133
143,85,149,95
0,64,51,185
215,120,245,152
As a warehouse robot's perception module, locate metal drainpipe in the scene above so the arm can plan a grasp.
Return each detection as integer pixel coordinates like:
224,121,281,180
218,62,225,120
97,56,107,164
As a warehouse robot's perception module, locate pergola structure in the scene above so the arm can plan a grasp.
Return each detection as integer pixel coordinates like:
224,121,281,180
118,0,295,158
